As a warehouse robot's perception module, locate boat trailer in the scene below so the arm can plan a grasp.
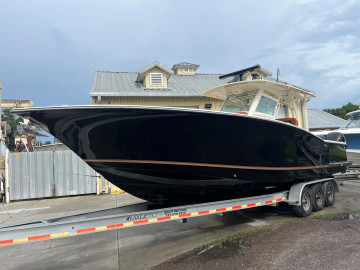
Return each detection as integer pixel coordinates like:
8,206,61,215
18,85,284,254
335,168,360,181
0,178,338,246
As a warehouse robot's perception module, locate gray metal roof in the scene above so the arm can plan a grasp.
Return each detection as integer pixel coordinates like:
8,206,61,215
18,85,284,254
90,71,228,97
171,62,200,71
90,64,316,98
307,108,346,130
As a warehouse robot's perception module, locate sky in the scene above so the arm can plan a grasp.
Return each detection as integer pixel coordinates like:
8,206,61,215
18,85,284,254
0,0,360,110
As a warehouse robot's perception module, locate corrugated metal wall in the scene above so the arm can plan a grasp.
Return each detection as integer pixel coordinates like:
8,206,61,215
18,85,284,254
9,151,97,200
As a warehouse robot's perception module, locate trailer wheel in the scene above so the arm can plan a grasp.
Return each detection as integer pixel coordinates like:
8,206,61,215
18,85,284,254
323,181,336,206
311,184,325,211
293,187,313,217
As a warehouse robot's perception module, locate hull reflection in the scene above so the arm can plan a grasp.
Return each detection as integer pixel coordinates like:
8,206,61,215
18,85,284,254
13,106,349,204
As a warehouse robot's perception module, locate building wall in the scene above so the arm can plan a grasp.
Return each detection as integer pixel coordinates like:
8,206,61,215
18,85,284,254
309,127,340,132
92,96,224,110
8,151,97,201
144,67,168,89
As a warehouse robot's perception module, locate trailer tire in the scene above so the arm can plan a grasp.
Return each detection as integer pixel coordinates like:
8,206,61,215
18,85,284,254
293,187,313,217
323,181,336,206
311,184,325,211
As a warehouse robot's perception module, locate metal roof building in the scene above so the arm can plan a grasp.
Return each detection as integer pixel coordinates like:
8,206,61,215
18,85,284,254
90,62,336,131
90,63,314,98
307,108,346,131
90,71,228,97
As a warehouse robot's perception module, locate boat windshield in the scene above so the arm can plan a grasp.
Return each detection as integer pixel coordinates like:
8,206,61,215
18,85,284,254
221,91,257,113
255,95,278,116
340,114,360,129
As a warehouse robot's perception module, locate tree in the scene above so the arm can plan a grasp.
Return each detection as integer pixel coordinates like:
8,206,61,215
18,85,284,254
1,108,24,151
323,102,359,120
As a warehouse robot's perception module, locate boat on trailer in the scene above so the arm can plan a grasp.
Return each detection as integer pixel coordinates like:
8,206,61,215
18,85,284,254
314,109,360,168
12,69,350,205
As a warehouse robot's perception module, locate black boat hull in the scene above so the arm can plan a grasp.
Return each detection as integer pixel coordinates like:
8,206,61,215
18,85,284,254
14,106,349,204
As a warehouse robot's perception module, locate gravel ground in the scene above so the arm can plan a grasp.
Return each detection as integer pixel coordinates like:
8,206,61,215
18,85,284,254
151,213,360,270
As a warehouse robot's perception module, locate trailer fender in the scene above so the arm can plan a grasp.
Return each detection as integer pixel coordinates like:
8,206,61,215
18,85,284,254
286,178,335,206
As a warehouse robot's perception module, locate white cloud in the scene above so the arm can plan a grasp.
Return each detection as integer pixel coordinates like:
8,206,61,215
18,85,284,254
304,37,360,74
254,0,360,108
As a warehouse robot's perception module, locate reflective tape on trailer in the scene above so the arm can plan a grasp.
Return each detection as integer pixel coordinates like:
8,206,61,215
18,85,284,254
76,198,284,233
0,232,70,246
346,169,360,174
76,197,285,234
0,196,286,246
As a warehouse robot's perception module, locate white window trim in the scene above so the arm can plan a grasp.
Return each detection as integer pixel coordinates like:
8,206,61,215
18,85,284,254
183,68,190,73
150,73,163,86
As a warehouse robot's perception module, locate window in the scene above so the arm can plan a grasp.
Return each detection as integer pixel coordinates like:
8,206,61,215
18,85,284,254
255,96,278,116
221,91,258,113
150,73,163,86
340,114,360,129
183,68,190,73
251,73,262,80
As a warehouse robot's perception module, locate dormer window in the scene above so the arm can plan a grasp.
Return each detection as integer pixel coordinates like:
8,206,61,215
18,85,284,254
251,73,262,80
150,73,163,86
171,62,199,75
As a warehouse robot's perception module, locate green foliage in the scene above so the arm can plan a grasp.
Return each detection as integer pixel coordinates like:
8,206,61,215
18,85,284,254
1,108,24,151
323,102,359,120
44,141,51,145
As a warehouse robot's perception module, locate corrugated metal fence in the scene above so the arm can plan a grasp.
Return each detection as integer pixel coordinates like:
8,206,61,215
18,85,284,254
9,151,97,200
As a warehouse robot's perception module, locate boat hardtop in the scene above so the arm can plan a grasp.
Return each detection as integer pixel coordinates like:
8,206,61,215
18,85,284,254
204,79,316,130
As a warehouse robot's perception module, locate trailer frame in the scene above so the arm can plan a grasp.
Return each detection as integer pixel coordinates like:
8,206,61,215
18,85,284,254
335,168,360,180
0,177,337,246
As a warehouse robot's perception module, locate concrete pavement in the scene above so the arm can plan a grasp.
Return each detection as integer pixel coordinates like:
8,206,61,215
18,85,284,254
0,181,359,270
